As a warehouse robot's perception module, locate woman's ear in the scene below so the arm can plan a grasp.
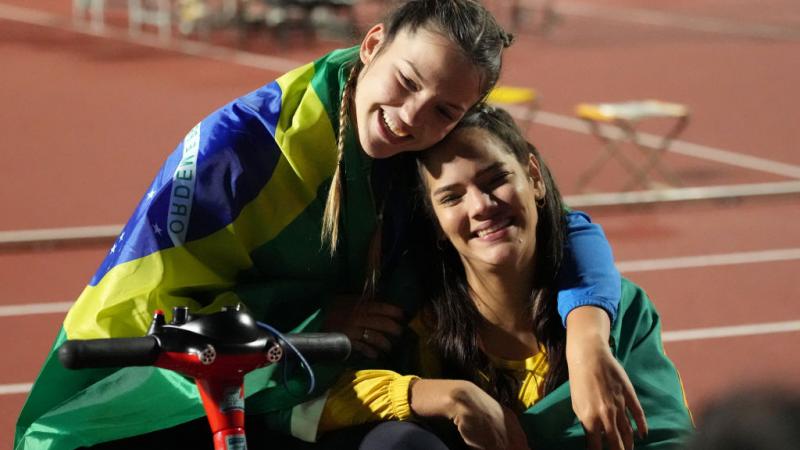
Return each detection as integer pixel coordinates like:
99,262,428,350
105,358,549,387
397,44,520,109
527,154,546,199
360,24,385,65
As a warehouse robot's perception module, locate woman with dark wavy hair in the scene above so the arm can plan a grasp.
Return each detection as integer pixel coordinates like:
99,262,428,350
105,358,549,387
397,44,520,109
315,107,693,450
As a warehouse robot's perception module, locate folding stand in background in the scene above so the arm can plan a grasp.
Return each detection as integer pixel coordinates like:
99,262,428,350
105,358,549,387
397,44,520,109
574,100,690,192
261,0,358,45
486,85,540,135
508,0,561,35
73,0,173,40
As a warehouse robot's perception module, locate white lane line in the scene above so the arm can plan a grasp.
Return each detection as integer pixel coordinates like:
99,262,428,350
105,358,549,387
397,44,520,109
0,225,122,245
533,110,800,180
0,3,302,73
0,302,73,317
663,320,800,342
0,2,56,25
557,1,800,40
646,135,800,181
564,180,800,208
0,383,33,395
617,248,800,273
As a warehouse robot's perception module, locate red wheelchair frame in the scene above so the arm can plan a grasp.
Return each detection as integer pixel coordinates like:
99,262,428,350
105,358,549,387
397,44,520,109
58,305,350,450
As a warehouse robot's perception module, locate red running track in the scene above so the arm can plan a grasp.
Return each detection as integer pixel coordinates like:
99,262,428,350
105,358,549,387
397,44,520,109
2,0,800,446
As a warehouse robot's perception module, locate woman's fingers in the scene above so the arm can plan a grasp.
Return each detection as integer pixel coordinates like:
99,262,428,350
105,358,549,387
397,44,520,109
358,314,404,337
362,301,405,320
324,297,406,359
618,405,634,450
350,302,405,357
583,406,634,450
584,419,603,450
598,391,637,450
566,339,647,450
349,315,403,357
601,407,624,450
358,326,393,353
347,327,388,358
623,381,648,439
350,339,378,359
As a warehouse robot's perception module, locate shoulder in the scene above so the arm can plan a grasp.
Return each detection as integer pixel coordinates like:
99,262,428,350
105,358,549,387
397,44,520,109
619,277,654,312
611,278,663,351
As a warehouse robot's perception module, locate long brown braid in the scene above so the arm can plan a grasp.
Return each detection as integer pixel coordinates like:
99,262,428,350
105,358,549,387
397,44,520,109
321,63,361,256
321,61,382,299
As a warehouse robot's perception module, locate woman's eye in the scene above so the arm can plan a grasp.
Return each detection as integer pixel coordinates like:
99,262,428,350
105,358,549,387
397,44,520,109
400,74,418,92
487,172,511,189
438,107,454,121
438,194,460,206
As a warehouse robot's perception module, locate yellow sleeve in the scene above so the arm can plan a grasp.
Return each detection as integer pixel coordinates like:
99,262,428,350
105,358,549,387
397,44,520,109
318,370,420,433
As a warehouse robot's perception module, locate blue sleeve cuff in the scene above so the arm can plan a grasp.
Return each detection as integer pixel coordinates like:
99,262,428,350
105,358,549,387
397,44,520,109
556,290,619,327
557,210,621,327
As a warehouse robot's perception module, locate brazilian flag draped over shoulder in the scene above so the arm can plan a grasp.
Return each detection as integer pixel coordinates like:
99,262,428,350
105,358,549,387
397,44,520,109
15,47,376,450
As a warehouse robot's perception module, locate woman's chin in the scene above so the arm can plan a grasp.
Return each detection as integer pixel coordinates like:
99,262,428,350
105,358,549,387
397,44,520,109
475,251,518,270
361,136,398,159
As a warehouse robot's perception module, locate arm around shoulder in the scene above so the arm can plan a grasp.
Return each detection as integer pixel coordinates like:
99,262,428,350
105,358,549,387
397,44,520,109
557,210,621,325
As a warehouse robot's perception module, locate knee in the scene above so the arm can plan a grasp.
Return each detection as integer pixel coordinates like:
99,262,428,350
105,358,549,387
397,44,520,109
359,421,450,450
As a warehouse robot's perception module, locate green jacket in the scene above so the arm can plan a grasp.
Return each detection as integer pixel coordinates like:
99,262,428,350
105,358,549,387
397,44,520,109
520,278,694,449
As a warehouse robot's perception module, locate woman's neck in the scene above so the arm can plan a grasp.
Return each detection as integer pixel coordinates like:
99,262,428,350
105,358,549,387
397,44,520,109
464,263,539,360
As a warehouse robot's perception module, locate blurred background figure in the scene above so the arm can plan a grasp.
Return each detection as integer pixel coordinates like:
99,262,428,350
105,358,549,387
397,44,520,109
684,386,800,450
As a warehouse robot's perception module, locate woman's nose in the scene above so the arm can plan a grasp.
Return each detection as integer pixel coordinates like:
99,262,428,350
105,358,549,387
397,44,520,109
468,189,496,218
398,102,422,127
399,95,432,127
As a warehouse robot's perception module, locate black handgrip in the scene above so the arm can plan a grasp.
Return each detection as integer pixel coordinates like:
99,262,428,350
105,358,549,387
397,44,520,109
281,333,351,362
58,336,161,369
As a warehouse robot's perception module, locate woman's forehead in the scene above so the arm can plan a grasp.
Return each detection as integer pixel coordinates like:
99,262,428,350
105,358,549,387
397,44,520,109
446,127,506,157
424,127,511,176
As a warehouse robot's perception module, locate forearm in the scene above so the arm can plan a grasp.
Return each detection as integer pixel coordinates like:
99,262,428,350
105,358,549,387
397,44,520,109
409,378,472,418
412,379,526,450
565,305,613,362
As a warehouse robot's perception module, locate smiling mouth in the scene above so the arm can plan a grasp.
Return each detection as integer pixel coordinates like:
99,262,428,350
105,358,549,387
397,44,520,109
380,109,410,139
474,217,513,239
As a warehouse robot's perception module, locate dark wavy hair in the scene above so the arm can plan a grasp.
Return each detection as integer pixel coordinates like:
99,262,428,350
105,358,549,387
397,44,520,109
416,106,569,411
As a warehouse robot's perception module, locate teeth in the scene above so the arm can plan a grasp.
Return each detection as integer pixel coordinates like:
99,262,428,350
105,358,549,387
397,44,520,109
476,218,512,238
381,110,408,137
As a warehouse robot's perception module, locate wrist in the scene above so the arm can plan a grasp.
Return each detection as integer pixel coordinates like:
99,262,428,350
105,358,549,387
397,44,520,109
390,375,419,420
566,337,612,366
566,328,608,354
410,379,473,419
566,310,612,363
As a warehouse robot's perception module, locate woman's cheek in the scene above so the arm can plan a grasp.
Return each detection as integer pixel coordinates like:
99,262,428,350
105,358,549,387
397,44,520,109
436,209,458,237
381,79,403,101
